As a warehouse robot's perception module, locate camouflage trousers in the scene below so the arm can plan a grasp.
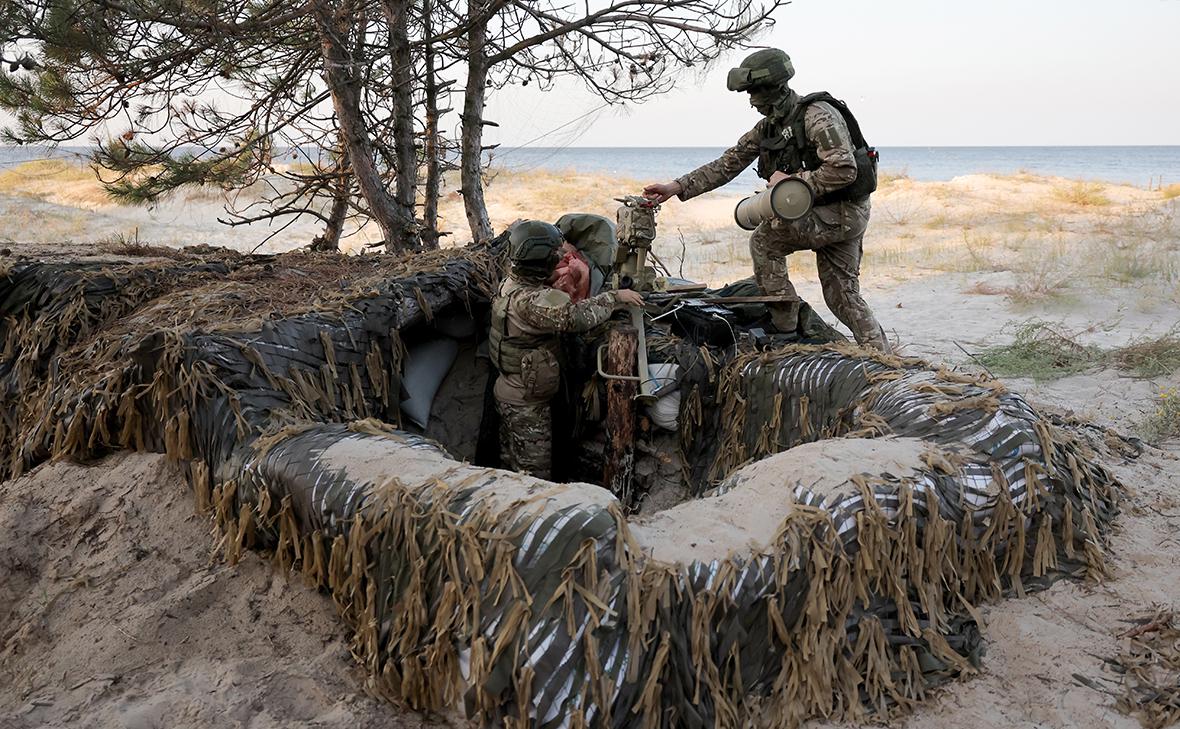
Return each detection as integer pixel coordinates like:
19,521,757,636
749,199,891,352
496,399,552,479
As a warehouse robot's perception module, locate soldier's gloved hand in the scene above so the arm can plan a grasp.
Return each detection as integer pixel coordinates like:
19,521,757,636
767,171,792,186
615,289,645,307
642,181,682,204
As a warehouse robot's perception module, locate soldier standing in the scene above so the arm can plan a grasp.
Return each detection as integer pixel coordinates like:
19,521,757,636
644,49,891,352
490,220,644,478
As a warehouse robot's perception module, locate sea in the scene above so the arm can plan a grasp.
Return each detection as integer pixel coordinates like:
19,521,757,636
3,145,1178,196
490,145,1180,195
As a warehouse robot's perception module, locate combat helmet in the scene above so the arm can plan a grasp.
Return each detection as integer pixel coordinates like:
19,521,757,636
508,220,564,277
726,48,795,92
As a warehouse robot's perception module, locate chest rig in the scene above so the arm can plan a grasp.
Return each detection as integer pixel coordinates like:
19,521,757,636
756,92,879,206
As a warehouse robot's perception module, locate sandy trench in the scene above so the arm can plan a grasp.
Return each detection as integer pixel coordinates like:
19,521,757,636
1,173,1179,728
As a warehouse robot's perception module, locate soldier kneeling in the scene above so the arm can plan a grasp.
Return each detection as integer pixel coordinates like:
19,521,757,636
490,220,643,479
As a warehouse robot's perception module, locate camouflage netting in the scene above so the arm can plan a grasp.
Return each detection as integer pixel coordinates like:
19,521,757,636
0,249,1122,728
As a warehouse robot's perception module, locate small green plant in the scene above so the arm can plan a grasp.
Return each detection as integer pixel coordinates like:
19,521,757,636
1141,386,1180,442
976,319,1103,380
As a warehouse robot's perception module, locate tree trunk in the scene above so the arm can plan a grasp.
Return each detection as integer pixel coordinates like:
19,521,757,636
311,0,411,253
382,0,420,250
316,165,351,251
460,0,493,244
420,0,441,250
603,325,637,505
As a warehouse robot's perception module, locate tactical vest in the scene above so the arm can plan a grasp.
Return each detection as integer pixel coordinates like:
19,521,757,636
488,287,556,375
756,92,878,206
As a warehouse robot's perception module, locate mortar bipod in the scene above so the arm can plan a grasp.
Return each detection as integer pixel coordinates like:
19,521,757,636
595,306,657,404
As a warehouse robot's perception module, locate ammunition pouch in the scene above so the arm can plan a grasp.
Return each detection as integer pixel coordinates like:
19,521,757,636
519,347,561,400
814,146,877,206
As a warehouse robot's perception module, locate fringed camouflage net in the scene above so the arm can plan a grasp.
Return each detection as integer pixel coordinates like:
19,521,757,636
0,249,495,477
0,251,1121,728
702,346,1118,583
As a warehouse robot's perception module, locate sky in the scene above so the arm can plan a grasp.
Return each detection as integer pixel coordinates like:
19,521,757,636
482,0,1180,148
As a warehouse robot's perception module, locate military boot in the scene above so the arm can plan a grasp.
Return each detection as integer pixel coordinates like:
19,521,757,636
768,299,802,334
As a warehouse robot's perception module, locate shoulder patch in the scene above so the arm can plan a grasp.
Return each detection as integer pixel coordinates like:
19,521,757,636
816,126,842,151
806,102,849,151
532,288,572,308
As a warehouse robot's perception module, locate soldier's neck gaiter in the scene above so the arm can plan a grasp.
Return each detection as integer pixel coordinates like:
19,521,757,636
767,87,798,124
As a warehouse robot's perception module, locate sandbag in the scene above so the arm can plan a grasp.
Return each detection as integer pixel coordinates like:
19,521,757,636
400,337,460,428
645,362,681,430
647,390,681,431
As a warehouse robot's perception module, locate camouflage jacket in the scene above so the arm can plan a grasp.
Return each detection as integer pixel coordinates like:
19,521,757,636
490,274,623,405
675,92,859,202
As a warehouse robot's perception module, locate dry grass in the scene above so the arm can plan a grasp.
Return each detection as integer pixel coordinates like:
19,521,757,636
877,169,911,186
1106,609,1180,726
1161,183,1180,200
874,196,922,226
1,164,1175,297
996,236,1075,303
854,174,1178,300
863,238,987,272
1005,269,1075,304
487,166,644,209
0,159,97,194
1052,181,1112,207
924,212,952,229
1099,245,1179,284
0,202,90,240
1141,387,1180,443
963,280,1005,296
93,230,188,260
1094,203,1178,244
1110,329,1180,379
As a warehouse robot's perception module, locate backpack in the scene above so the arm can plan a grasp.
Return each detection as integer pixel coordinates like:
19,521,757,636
756,92,879,205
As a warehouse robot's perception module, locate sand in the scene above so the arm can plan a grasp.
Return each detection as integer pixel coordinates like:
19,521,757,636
1,168,1178,727
630,437,938,564
0,454,446,729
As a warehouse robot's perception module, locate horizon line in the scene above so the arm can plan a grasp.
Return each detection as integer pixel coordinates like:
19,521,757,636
495,143,1180,149
3,143,1179,150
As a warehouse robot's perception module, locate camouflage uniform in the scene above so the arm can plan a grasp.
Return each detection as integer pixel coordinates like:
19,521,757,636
491,274,624,478
675,91,890,351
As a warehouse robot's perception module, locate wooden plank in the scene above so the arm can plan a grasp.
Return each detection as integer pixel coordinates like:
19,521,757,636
697,295,799,304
